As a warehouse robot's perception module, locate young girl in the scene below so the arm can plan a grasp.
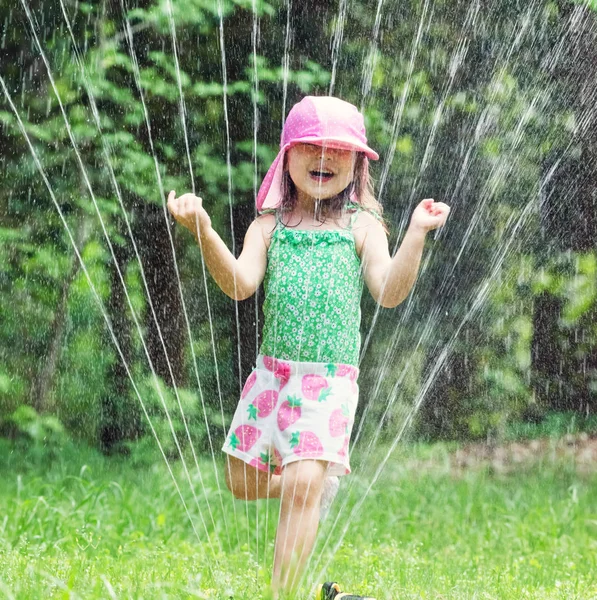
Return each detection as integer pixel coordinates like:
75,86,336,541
168,96,449,599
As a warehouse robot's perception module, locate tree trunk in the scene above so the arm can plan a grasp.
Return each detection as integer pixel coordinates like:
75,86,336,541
531,292,564,410
30,223,88,412
100,240,141,452
134,200,186,387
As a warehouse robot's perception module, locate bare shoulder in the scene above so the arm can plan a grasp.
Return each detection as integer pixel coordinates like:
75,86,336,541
252,213,277,248
352,210,387,256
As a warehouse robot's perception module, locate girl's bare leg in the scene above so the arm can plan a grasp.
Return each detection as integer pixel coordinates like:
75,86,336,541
225,455,282,499
225,457,328,597
272,460,328,597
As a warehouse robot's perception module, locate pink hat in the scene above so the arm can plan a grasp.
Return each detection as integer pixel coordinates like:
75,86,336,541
256,96,379,210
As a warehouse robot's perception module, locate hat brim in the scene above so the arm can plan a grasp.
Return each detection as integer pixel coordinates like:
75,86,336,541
256,138,379,211
293,137,379,161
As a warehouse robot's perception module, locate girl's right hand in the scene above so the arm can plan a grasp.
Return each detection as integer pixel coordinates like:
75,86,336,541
167,191,212,238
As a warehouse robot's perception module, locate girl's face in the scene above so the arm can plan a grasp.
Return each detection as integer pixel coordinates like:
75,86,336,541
286,143,356,201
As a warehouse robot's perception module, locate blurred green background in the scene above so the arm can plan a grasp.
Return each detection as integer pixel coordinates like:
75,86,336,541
1,0,596,458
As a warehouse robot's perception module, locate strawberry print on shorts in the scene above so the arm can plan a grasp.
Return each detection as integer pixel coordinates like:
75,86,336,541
222,355,359,477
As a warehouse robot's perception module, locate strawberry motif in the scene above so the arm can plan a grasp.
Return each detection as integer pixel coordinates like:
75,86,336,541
273,447,283,465
262,355,277,371
326,363,357,378
247,390,278,420
338,435,350,459
289,431,324,457
301,374,332,402
263,356,291,390
335,364,358,393
336,364,357,379
329,403,351,437
250,448,283,474
241,371,257,399
249,457,263,471
262,453,275,473
228,425,261,453
274,361,291,390
277,395,302,431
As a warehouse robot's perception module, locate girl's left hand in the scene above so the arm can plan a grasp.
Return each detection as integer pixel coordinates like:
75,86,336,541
410,198,450,233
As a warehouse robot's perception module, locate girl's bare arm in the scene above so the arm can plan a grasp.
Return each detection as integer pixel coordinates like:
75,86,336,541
356,199,450,308
167,191,272,300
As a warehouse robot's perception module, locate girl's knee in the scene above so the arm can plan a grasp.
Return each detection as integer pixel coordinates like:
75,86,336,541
281,462,326,508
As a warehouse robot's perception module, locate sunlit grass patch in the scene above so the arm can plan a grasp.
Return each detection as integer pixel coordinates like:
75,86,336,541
1,440,596,598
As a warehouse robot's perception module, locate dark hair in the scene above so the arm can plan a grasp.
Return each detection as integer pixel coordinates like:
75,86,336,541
278,152,387,230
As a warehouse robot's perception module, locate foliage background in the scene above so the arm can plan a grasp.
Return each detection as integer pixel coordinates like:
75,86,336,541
1,0,596,459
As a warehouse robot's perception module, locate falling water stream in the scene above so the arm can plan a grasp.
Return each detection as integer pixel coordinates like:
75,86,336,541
2,0,597,596
318,8,597,583
10,0,225,562
0,74,216,566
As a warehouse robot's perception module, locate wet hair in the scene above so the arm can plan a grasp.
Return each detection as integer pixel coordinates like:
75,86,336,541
278,152,387,231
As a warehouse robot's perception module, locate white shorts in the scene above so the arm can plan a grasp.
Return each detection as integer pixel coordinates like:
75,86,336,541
222,354,359,477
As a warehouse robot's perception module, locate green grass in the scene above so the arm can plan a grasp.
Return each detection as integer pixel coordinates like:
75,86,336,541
1,439,597,599
504,412,597,441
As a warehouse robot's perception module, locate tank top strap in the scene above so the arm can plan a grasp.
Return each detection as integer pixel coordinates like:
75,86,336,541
259,208,281,232
346,203,384,229
346,202,361,230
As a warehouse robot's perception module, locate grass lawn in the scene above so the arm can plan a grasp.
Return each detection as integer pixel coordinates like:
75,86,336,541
1,439,596,599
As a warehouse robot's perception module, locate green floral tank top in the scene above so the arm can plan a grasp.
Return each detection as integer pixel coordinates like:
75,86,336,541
260,209,363,366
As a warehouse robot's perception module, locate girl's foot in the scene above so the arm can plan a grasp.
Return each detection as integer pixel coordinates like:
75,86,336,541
319,476,340,521
315,581,376,599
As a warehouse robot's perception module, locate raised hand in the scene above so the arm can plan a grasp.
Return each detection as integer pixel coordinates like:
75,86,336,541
167,190,212,238
410,198,450,233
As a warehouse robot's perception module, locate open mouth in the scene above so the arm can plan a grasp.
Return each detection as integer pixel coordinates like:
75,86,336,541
309,170,334,183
